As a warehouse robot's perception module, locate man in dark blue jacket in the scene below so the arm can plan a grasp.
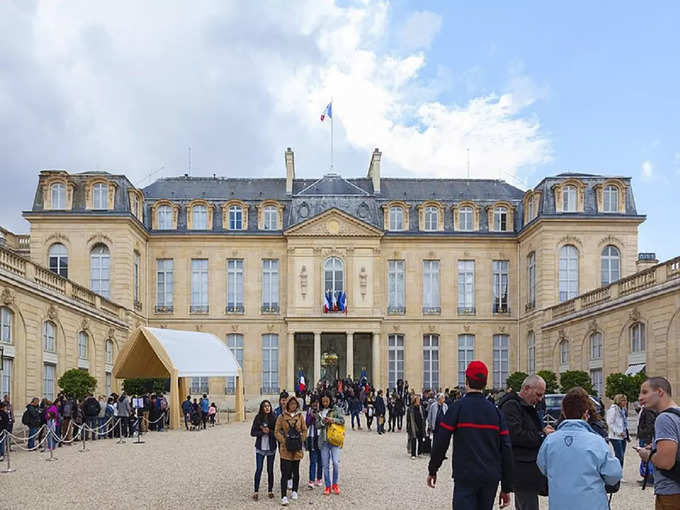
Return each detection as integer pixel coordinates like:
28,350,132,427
427,361,513,509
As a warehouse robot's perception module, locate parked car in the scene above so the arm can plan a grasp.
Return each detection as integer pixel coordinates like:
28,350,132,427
544,394,604,423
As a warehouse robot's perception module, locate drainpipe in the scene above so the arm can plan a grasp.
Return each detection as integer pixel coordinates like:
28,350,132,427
517,240,521,372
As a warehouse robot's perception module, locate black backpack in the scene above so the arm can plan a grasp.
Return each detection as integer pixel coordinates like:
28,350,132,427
21,409,30,426
285,418,302,453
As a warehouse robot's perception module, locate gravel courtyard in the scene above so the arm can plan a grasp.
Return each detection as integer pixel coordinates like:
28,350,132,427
2,417,655,509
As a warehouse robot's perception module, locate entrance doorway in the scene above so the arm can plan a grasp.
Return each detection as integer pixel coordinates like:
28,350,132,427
293,333,313,390
353,333,372,384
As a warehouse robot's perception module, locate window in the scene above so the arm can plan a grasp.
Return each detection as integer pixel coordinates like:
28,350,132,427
106,340,113,364
590,368,603,397
1,307,12,344
226,334,244,393
389,206,404,231
457,334,475,387
387,334,405,391
527,252,536,308
493,260,509,313
590,332,602,360
562,185,577,212
559,245,579,302
157,205,172,230
43,321,56,352
90,244,110,298
424,206,438,231
631,323,645,353
130,194,139,217
423,260,440,313
263,206,278,230
601,245,620,285
527,199,536,221
105,372,111,397
459,206,473,231
156,259,174,311
229,205,243,230
423,334,439,390
51,183,66,210
387,260,405,313
494,206,508,231
262,334,279,394
43,364,55,400
227,259,244,312
262,259,279,312
78,331,88,360
191,259,209,313
1,358,12,396
324,257,344,296
133,251,140,305
457,260,475,314
560,340,569,367
93,183,107,209
527,332,535,375
604,185,618,213
192,205,207,230
191,377,209,394
49,243,68,278
493,334,509,390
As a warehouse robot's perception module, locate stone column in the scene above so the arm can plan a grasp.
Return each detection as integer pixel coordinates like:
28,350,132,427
287,331,295,392
314,331,321,387
346,331,354,380
372,332,380,389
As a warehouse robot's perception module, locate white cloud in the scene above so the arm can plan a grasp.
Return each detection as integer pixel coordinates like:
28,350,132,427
398,10,442,50
641,160,654,180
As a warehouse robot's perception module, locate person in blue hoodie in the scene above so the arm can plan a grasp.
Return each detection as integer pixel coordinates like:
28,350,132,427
537,387,622,510
200,393,210,430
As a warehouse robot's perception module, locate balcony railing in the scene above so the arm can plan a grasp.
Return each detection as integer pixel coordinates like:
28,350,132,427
493,303,509,314
666,256,680,281
0,249,26,277
71,283,96,307
190,305,209,314
422,306,441,314
618,267,656,296
155,305,174,313
35,266,66,294
457,306,476,315
226,304,244,314
261,303,280,313
387,305,406,315
552,299,576,319
581,286,611,309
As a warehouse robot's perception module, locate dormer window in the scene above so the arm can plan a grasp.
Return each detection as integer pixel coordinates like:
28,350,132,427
562,185,577,212
389,206,404,231
93,183,107,209
604,185,619,212
459,206,473,231
229,205,243,230
51,183,65,210
528,199,535,221
192,205,207,230
263,206,278,230
424,206,438,231
157,205,172,230
494,206,508,231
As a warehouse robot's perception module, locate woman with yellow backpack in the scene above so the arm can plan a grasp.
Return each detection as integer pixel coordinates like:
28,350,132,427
316,394,345,496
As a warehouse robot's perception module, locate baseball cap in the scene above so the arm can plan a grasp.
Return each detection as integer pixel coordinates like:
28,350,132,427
465,361,488,384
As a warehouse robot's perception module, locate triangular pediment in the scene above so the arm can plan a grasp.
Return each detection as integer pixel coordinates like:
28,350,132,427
284,208,383,237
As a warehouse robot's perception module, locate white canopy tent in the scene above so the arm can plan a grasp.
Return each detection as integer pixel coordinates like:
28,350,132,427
113,327,244,428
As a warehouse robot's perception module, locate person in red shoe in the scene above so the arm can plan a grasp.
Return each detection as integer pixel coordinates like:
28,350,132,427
316,394,345,495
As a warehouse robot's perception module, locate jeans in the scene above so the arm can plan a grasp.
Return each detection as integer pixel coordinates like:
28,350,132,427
86,417,98,440
611,438,626,467
365,414,373,430
453,482,498,510
397,415,403,430
351,412,361,428
388,414,396,431
514,490,539,510
118,416,129,437
409,437,423,457
254,452,275,493
27,426,39,449
308,447,322,481
46,421,57,451
640,439,654,479
377,414,385,433
98,417,106,438
320,442,340,488
280,459,300,498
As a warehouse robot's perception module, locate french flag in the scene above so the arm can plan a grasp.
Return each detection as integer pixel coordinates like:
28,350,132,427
338,291,347,314
320,102,332,122
324,290,333,313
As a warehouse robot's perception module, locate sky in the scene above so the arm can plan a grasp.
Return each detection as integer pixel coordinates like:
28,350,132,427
0,1,678,259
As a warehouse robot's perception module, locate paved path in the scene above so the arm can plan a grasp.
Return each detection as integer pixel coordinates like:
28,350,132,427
1,418,655,509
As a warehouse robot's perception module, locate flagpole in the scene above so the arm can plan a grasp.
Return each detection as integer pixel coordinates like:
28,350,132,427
330,97,334,171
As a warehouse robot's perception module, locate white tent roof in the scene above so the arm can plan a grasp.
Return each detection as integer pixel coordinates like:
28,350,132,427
145,327,241,377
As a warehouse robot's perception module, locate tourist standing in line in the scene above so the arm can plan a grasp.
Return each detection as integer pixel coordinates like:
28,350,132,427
274,396,306,506
637,404,658,483
395,390,405,431
117,392,131,437
407,394,425,459
200,393,210,429
375,390,386,434
23,397,41,449
316,394,344,496
3,395,14,439
251,399,277,501
349,393,362,430
275,392,289,418
636,377,680,508
305,396,323,488
537,388,621,510
606,394,629,470
45,399,58,453
427,361,513,510
61,394,75,443
209,402,216,426
365,391,376,431
387,392,396,432
82,393,100,440
0,401,9,461
97,395,107,438
427,393,448,437
181,396,192,430
498,375,553,510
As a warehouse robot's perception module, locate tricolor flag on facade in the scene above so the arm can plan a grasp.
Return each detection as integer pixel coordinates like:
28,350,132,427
320,102,332,122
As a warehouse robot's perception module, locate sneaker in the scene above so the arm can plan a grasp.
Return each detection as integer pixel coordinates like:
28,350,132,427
332,484,340,495
291,491,298,500
268,492,274,499
316,479,323,487
287,479,293,489
252,493,258,501
307,481,314,489
281,496,289,506
323,487,331,496
411,455,416,460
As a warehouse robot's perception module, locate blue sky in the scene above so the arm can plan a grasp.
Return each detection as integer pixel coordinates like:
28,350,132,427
0,1,678,259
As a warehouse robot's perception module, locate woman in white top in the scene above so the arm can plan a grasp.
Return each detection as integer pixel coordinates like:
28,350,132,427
605,393,628,469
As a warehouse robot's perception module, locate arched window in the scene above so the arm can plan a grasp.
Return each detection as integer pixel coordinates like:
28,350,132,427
0,307,12,344
590,332,602,360
78,331,88,360
562,185,577,212
263,206,278,230
43,321,56,353
389,206,404,230
192,205,207,229
559,245,579,302
229,205,243,230
106,339,113,364
601,245,620,285
603,185,619,212
559,340,569,366
49,243,68,278
459,206,473,231
527,331,535,375
631,323,645,353
494,206,508,231
51,183,66,210
424,206,438,231
157,205,172,230
324,257,344,297
90,244,110,298
93,182,107,209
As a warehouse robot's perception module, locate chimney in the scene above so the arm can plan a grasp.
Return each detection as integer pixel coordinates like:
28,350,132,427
285,147,295,195
636,252,658,273
367,148,381,194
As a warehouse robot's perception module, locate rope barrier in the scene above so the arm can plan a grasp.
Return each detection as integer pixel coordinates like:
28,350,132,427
5,424,47,443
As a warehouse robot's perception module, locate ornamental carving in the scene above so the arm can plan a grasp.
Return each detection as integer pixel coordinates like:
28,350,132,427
428,324,437,333
498,325,506,334
392,324,400,332
195,324,202,331
558,329,568,342
1,288,15,305
231,324,239,332
267,324,276,332
587,320,598,333
299,265,308,298
107,327,116,340
629,307,641,322
359,267,367,299
81,318,89,331
464,323,471,332
557,236,583,250
47,304,59,320
87,233,113,247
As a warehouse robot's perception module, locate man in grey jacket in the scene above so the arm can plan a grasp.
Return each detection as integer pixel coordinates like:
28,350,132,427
427,393,448,436
116,393,131,437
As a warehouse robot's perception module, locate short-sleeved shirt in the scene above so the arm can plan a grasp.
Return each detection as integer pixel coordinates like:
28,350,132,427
653,407,680,495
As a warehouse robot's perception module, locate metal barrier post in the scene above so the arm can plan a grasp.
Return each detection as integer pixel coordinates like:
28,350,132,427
79,424,88,453
1,434,14,473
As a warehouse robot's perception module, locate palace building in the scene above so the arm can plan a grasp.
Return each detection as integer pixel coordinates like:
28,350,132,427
1,147,678,409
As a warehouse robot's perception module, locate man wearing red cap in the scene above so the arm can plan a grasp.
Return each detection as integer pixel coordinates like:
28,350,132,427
427,360,513,509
